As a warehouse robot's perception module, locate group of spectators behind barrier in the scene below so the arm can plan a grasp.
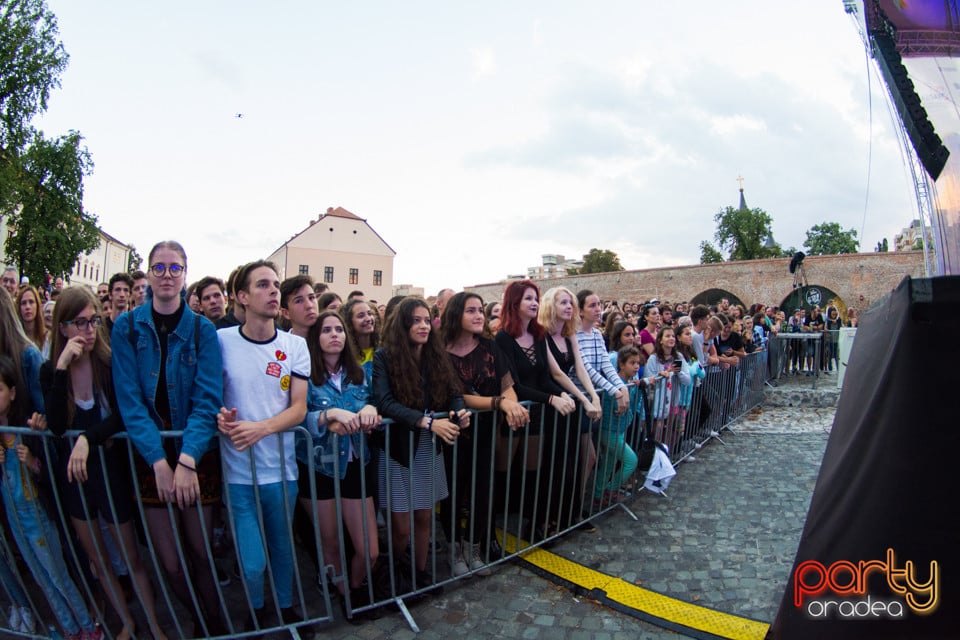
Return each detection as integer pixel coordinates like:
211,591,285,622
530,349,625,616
0,350,770,637
766,330,845,388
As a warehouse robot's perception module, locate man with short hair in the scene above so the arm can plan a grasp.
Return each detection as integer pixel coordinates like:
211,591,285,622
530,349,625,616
217,260,309,631
105,272,134,335
347,290,365,301
131,270,148,308
2,266,18,295
279,275,318,339
689,305,711,366
216,266,244,329
97,282,109,298
312,282,329,296
195,276,227,323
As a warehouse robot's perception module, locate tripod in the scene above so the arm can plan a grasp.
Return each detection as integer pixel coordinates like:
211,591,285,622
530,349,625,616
793,263,808,293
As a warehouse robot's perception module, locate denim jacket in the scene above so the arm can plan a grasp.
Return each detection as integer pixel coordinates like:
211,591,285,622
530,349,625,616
111,289,223,466
295,373,372,479
20,345,45,415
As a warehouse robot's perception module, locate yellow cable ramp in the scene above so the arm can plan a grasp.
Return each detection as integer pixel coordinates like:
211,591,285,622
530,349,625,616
498,530,771,640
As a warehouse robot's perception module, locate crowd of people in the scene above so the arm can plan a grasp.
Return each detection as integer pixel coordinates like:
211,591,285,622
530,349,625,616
0,256,856,637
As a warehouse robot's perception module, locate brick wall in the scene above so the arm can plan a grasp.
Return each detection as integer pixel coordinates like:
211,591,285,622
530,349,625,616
466,252,925,313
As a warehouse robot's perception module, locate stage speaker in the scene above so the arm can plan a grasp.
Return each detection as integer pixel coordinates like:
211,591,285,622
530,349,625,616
871,33,950,180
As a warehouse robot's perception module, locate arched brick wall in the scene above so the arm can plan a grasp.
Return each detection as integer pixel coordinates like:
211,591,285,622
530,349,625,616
466,252,925,314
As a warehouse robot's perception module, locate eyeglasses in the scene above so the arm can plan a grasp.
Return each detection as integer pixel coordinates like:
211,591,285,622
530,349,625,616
1,277,16,285
63,315,102,331
150,263,185,278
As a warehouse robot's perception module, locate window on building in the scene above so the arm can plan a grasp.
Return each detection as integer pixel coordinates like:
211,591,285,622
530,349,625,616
349,268,359,285
373,270,382,286
324,266,334,283
298,264,309,275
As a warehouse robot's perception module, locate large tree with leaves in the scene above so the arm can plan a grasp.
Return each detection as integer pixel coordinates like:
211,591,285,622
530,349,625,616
4,130,99,285
708,205,783,261
579,248,624,274
803,222,858,255
1,0,99,284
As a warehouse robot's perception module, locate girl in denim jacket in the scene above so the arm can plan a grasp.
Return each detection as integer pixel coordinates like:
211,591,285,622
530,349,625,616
295,312,381,609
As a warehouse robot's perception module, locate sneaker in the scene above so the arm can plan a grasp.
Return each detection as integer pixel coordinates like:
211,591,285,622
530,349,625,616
82,625,104,640
216,566,231,587
7,605,20,631
19,607,35,633
450,543,469,577
685,454,697,462
467,543,491,576
576,514,598,534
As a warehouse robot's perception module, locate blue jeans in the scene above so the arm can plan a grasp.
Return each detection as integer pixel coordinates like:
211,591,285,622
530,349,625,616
0,546,28,606
227,481,298,609
4,499,94,634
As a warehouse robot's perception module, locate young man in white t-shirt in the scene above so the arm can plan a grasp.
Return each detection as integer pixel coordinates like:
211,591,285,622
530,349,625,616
217,260,310,631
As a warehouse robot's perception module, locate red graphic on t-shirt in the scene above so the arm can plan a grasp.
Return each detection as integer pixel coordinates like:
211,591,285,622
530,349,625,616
275,350,287,361
266,362,282,378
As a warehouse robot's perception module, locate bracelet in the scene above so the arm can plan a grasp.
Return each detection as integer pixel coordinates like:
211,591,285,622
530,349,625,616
492,396,503,411
177,460,197,472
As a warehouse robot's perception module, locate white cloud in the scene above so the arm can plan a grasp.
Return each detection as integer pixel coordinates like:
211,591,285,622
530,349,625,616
470,47,496,79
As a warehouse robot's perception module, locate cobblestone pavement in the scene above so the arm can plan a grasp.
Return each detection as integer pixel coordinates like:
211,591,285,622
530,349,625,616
312,398,835,640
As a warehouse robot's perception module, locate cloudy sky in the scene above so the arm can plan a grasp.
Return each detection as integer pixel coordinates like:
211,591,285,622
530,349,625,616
37,1,919,294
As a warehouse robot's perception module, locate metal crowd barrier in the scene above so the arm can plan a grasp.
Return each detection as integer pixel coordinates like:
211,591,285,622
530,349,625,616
0,354,771,637
768,332,822,388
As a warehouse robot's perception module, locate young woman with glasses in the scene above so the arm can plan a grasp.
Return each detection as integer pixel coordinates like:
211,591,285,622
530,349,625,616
112,241,227,637
42,287,166,640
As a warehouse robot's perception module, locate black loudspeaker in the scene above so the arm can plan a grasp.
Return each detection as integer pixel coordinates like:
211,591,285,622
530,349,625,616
871,33,950,180
767,276,960,639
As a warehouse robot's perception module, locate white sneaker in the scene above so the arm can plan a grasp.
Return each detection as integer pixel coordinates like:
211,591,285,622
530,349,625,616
7,605,20,631
19,607,35,633
685,454,697,462
468,543,492,576
451,543,469,577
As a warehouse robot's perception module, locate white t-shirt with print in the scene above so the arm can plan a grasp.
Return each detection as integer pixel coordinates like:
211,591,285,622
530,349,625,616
217,326,310,485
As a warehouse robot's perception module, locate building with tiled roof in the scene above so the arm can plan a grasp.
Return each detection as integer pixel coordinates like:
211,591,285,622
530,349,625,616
267,206,395,302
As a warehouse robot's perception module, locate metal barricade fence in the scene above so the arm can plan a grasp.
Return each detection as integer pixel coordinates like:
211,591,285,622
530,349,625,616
0,357,771,637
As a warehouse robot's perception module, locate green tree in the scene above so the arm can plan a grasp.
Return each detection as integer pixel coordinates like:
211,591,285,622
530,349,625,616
128,244,143,272
699,240,724,264
3,130,100,286
803,222,858,255
1,1,98,285
710,205,782,261
1,0,69,211
579,248,624,274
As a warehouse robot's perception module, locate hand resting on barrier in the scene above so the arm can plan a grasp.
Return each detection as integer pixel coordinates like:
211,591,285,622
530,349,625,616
66,434,89,483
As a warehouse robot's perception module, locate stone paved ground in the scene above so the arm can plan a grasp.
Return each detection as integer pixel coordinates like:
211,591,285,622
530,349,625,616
312,388,835,640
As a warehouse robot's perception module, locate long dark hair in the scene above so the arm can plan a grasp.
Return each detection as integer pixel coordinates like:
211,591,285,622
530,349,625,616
440,292,486,346
381,297,459,409
340,298,380,353
307,311,364,387
50,287,113,425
